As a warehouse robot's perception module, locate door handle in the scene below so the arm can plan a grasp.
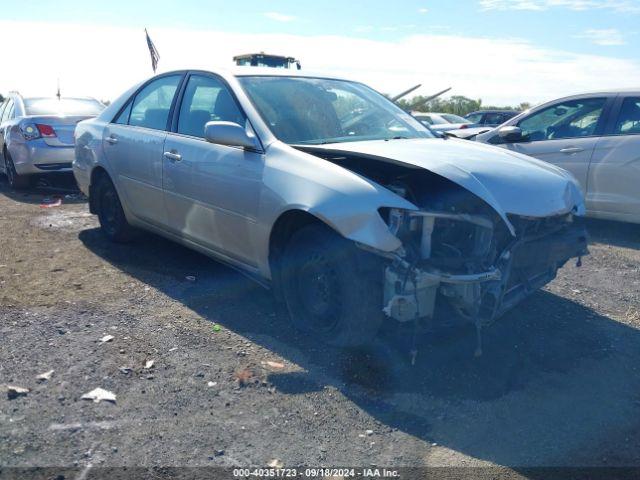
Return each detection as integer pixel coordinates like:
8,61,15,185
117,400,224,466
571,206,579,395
560,147,583,154
105,135,118,145
163,151,182,162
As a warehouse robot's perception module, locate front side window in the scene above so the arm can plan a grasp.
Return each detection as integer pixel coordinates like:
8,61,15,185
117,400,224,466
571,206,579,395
128,75,182,130
613,97,640,135
177,75,245,138
518,98,606,141
238,76,433,145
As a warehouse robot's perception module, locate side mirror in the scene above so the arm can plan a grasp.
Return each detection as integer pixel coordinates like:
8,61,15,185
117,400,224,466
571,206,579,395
498,126,524,143
204,121,259,149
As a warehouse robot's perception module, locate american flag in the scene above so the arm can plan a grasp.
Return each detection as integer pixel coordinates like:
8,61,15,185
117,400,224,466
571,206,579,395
145,28,160,73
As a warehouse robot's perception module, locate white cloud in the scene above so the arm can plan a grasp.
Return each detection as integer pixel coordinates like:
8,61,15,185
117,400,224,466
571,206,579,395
418,7,429,13
1,20,640,106
263,12,297,22
479,0,640,13
576,28,626,45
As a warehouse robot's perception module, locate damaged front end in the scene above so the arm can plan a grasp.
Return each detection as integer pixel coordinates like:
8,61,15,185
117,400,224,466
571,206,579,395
377,201,588,336
293,143,589,349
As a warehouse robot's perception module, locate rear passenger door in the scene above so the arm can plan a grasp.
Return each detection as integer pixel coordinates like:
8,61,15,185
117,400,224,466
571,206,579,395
102,74,183,227
0,99,14,166
587,96,640,220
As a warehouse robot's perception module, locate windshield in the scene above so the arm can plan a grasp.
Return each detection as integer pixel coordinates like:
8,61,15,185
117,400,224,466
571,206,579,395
238,76,434,145
24,98,105,116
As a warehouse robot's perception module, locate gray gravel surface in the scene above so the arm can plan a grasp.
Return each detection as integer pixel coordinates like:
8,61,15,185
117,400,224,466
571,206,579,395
1,177,639,474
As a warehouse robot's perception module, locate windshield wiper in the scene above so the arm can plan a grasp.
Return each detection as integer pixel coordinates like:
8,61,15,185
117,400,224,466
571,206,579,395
384,136,409,141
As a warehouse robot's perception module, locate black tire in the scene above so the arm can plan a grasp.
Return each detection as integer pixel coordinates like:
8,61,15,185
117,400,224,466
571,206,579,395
94,174,136,243
4,151,30,190
280,224,384,347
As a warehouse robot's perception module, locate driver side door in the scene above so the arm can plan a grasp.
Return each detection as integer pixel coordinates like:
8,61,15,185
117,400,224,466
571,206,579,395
506,97,611,195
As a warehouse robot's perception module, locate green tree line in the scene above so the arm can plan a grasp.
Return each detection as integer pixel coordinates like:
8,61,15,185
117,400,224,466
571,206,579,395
396,95,531,116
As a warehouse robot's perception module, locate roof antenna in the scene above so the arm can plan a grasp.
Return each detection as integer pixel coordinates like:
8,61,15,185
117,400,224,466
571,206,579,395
56,78,61,100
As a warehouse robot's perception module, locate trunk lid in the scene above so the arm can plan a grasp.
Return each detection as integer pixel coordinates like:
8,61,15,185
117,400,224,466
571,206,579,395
24,115,96,146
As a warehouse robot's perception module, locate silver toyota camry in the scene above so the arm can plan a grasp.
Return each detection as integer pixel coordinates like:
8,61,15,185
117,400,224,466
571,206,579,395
0,93,105,189
73,68,588,348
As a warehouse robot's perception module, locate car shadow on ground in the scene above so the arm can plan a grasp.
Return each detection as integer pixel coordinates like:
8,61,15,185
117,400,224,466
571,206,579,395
79,227,640,469
586,218,640,250
0,174,85,206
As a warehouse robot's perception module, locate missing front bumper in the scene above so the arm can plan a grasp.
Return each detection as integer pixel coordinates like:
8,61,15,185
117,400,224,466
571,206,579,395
382,218,589,325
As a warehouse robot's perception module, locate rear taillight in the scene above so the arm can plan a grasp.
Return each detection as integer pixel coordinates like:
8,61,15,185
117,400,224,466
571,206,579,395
36,124,56,137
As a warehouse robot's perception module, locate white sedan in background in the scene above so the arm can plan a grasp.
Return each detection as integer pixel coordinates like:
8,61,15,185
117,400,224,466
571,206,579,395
411,112,472,132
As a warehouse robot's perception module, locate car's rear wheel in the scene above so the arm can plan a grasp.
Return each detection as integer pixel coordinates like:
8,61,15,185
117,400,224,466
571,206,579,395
4,151,30,190
280,224,384,347
94,174,136,243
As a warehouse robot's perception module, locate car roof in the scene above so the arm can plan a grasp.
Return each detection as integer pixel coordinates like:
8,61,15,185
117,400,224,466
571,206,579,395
467,110,519,115
22,96,101,102
161,66,359,84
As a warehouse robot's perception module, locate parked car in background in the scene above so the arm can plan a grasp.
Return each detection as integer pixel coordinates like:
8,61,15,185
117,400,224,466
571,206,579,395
0,93,105,189
411,112,472,132
465,109,520,127
476,90,640,224
444,110,520,140
74,68,587,348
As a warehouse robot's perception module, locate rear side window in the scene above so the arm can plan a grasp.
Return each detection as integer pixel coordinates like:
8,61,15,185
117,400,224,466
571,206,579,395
0,101,7,121
24,98,104,116
613,97,640,135
177,75,245,138
484,113,505,125
129,75,182,131
114,102,132,125
518,98,606,141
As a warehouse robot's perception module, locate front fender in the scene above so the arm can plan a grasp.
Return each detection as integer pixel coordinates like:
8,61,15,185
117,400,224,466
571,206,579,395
254,142,415,277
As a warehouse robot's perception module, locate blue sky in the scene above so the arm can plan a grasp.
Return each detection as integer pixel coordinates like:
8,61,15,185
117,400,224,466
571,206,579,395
2,0,639,104
5,0,637,54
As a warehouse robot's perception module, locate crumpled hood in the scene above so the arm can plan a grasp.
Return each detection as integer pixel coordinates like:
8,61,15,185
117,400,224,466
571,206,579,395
313,138,586,235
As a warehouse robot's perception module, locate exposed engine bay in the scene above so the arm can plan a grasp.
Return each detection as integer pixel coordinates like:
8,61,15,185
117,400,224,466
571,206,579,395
297,146,590,340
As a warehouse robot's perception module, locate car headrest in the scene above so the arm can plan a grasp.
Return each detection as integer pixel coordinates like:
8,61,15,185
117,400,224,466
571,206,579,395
143,108,169,130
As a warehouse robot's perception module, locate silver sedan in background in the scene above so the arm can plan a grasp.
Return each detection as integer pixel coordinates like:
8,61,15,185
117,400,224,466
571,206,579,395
476,90,640,224
0,94,105,189
73,68,587,349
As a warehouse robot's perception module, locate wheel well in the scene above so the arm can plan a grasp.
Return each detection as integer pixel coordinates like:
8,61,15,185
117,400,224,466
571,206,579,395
88,167,109,214
269,210,327,299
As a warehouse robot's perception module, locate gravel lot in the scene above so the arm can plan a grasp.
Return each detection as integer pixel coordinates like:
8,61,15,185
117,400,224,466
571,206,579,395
1,175,640,475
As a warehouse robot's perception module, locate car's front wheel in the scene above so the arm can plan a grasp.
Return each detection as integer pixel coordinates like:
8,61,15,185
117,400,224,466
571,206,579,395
94,174,137,243
280,224,384,347
4,151,30,190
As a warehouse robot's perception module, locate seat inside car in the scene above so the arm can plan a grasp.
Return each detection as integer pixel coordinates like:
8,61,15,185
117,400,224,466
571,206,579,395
143,108,170,130
180,109,211,137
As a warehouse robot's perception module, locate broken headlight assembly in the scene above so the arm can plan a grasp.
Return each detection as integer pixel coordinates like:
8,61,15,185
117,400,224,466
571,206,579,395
377,206,500,324
380,207,496,270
